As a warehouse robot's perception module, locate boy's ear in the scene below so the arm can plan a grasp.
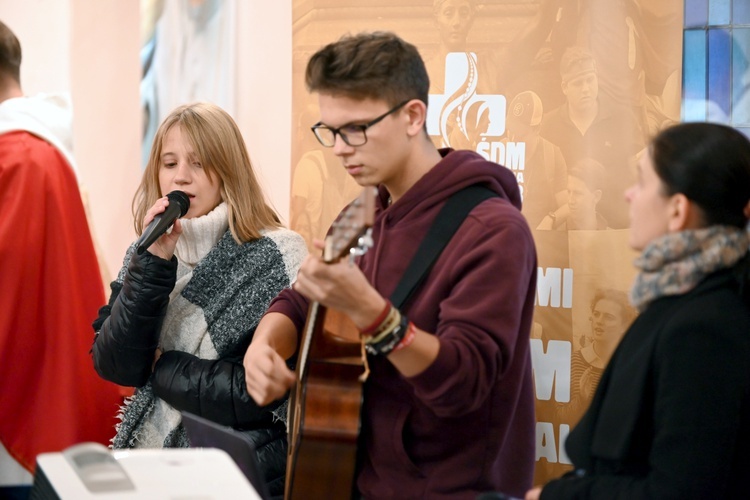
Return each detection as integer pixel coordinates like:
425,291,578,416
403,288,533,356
404,99,427,137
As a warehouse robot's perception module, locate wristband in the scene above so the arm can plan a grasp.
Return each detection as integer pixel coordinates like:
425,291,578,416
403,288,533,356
365,313,410,356
359,300,392,336
365,307,401,345
391,322,416,353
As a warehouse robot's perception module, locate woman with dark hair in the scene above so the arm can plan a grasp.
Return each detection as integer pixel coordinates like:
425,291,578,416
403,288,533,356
527,122,750,499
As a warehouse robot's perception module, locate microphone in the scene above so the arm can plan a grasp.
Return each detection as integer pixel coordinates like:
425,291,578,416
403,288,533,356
135,190,190,254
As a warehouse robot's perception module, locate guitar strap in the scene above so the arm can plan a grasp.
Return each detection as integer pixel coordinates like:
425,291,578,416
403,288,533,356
389,184,499,309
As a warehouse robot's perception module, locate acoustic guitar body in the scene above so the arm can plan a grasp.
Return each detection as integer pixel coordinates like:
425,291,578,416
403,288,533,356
286,308,363,499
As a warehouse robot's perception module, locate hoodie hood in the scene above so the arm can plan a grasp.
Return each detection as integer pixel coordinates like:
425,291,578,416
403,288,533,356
377,148,521,224
0,93,78,176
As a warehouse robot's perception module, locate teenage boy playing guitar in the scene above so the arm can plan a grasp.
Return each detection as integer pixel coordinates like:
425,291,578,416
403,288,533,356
244,31,538,500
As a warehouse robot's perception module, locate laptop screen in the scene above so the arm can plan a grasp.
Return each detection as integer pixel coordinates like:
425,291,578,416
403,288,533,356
181,411,272,500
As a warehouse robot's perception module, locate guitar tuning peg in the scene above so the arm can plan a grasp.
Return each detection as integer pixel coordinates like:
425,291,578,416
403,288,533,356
349,228,374,263
349,246,366,259
359,228,374,250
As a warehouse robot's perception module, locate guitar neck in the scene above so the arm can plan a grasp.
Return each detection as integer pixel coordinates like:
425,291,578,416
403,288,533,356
297,301,324,381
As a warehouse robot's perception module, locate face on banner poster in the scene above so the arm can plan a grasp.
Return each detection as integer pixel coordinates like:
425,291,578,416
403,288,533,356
291,0,683,484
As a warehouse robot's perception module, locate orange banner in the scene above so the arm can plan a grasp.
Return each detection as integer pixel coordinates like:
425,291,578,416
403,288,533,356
291,0,683,484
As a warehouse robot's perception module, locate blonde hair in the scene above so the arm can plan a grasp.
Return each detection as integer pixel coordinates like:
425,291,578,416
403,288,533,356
133,102,281,243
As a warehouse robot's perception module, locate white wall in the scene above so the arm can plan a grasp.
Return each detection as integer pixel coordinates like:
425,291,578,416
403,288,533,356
0,0,71,96
1,0,293,280
70,0,142,284
236,1,292,225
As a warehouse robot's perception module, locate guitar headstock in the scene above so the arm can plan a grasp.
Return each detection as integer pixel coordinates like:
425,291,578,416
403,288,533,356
323,187,377,263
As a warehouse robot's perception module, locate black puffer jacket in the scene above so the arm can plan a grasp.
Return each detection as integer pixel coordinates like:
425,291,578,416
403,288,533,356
92,228,307,497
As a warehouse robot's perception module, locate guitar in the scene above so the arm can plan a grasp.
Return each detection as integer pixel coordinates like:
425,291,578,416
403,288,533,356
285,187,377,500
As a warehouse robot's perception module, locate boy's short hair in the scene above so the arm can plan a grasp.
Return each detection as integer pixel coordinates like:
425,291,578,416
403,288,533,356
0,20,22,83
305,31,430,107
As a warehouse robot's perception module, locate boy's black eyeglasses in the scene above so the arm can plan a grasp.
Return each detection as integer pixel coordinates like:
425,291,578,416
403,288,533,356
311,100,411,147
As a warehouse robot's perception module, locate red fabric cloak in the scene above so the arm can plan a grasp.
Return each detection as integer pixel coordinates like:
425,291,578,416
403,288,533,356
0,131,122,473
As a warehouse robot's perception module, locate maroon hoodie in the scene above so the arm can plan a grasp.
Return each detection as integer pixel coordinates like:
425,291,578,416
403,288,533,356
268,149,537,499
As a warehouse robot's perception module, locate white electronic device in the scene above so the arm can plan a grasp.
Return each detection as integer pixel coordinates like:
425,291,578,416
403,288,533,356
32,442,262,499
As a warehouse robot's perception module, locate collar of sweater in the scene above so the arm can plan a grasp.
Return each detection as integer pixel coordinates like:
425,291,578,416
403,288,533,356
175,202,229,268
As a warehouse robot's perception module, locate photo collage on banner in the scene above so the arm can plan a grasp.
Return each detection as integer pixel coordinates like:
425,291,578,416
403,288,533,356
290,0,683,484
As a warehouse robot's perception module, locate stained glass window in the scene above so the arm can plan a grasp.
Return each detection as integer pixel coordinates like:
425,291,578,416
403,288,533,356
683,0,750,137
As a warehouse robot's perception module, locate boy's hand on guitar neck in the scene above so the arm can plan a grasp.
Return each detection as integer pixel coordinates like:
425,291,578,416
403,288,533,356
293,238,388,330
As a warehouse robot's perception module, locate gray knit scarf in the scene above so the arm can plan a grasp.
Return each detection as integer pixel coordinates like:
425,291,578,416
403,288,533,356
113,204,229,449
630,225,750,312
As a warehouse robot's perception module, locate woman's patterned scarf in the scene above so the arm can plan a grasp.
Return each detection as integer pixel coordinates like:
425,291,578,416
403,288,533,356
630,225,749,311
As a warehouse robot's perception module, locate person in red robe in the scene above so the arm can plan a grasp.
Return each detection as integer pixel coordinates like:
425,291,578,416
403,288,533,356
0,19,122,494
